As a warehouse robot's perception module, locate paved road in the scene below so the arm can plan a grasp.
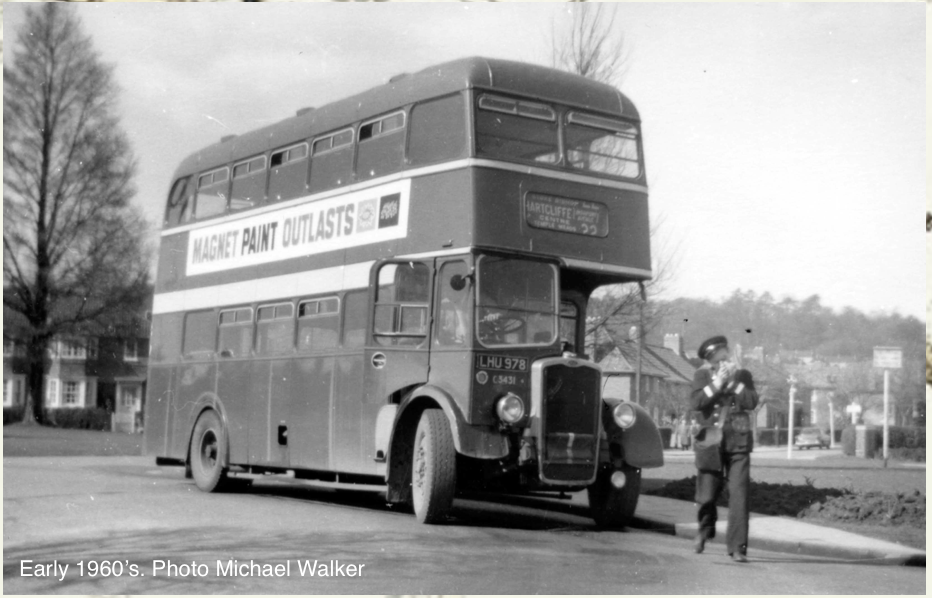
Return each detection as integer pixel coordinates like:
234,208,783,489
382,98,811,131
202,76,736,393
3,456,925,594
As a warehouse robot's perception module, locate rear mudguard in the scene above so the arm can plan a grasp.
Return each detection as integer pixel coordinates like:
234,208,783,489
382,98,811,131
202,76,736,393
601,400,664,469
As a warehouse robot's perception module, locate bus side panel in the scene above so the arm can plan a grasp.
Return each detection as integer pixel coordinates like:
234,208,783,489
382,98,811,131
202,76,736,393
213,358,258,465
331,352,376,474
426,350,474,424
143,364,175,458
289,355,334,470
265,359,292,466
171,361,217,459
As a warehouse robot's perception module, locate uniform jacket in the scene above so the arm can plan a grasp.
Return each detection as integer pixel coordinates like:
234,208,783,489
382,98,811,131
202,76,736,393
690,365,760,454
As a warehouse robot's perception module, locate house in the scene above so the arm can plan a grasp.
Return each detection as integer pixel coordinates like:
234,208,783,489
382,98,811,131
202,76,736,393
3,300,150,432
597,333,696,423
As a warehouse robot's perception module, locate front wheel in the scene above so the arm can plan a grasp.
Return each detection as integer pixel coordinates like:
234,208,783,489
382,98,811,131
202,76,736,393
190,410,227,492
411,409,456,524
588,464,641,529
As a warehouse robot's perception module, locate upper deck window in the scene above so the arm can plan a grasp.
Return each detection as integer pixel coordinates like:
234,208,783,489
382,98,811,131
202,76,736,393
357,111,406,181
408,94,467,166
565,112,641,179
309,128,354,193
195,167,229,220
269,142,309,202
476,94,559,164
230,155,267,211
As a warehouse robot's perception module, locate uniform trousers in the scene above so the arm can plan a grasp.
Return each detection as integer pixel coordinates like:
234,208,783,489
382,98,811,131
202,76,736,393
695,451,751,555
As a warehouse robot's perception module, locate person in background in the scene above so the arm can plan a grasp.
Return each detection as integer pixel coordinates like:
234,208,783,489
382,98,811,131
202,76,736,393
690,335,759,563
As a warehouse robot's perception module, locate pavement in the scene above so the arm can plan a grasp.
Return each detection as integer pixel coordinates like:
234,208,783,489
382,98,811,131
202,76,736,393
629,447,926,567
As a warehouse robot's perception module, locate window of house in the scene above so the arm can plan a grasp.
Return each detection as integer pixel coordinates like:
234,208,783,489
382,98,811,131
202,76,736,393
268,143,309,202
61,380,82,407
255,302,295,355
195,167,230,220
120,384,141,410
182,310,217,357
124,339,139,362
230,155,267,211
218,307,253,358
309,129,355,193
3,338,13,357
373,262,430,347
3,377,24,408
356,111,406,181
59,339,87,360
86,338,98,360
408,94,467,165
165,176,194,227
297,297,340,352
476,94,559,164
46,379,59,407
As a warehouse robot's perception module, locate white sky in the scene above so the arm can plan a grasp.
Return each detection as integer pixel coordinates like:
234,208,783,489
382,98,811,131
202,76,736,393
3,1,926,319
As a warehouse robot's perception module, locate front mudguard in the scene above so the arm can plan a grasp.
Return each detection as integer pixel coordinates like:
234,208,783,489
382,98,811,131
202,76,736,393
600,400,664,469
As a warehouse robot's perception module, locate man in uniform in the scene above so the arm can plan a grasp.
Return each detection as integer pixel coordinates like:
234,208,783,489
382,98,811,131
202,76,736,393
690,335,759,563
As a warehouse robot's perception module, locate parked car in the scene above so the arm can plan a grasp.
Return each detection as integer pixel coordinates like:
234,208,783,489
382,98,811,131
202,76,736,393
795,427,831,449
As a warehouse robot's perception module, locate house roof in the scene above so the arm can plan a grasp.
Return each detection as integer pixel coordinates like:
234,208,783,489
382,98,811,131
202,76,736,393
599,342,691,382
646,345,696,383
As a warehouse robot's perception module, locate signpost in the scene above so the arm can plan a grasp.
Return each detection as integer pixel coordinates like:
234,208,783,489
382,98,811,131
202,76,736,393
787,376,798,460
873,346,902,466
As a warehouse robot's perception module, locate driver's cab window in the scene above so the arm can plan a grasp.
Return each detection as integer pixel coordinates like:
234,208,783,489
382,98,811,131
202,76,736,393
436,261,471,347
373,262,430,347
559,301,580,353
477,256,557,348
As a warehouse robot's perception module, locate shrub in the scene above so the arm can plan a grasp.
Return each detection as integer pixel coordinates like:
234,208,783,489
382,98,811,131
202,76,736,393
658,426,673,448
42,407,111,431
876,447,926,463
887,426,925,449
3,406,26,425
841,426,856,456
757,428,792,446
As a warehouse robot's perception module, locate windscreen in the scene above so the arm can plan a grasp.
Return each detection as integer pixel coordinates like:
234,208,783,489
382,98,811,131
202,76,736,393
477,256,557,348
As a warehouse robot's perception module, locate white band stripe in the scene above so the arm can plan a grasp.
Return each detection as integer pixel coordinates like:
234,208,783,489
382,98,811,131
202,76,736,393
704,385,715,398
151,261,373,315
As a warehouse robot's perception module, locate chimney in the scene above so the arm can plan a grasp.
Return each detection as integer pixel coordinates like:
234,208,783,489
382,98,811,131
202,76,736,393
664,333,683,356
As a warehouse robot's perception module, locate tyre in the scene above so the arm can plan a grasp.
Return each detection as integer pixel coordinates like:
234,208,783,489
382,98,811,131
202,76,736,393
411,408,456,524
189,410,227,492
588,464,641,529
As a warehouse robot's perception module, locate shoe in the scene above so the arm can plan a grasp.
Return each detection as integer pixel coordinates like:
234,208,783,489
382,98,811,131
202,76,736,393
694,534,706,554
731,553,748,563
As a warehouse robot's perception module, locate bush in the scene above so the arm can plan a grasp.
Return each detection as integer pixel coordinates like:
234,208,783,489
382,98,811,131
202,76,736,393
876,447,926,463
42,407,111,431
841,426,856,456
887,426,925,449
3,406,26,425
658,426,673,448
757,428,791,446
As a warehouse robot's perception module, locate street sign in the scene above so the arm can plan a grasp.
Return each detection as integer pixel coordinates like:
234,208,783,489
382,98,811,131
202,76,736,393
873,346,902,369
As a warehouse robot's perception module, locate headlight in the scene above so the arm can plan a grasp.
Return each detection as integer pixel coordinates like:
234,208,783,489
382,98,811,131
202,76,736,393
495,392,526,424
612,402,636,428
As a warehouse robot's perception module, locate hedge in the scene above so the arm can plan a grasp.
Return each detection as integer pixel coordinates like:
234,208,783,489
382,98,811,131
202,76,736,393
3,407,26,426
42,407,111,431
658,426,673,449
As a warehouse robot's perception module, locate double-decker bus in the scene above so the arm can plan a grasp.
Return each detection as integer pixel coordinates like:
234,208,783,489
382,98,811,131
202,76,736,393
145,57,664,526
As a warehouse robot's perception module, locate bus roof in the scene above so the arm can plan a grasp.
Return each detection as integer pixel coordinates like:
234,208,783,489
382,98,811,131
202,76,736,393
173,56,640,180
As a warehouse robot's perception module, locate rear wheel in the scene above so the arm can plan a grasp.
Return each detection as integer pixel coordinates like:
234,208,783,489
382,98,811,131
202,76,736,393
190,410,227,492
588,463,641,529
411,409,456,524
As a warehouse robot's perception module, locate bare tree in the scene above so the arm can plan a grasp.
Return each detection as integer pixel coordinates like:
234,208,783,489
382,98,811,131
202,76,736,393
3,4,151,424
550,3,630,87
